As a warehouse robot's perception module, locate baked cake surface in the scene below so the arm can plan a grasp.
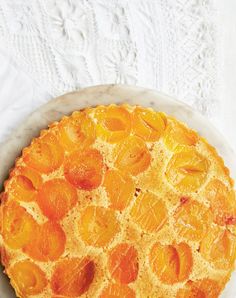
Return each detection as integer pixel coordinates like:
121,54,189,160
0,104,236,298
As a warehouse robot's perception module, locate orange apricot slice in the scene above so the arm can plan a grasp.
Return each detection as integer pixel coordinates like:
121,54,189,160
51,258,95,297
165,149,209,192
23,132,64,174
9,260,47,296
100,283,135,298
174,199,212,241
132,107,167,142
176,279,221,298
204,179,236,225
64,148,104,190
58,112,95,152
23,221,66,262
8,167,42,202
200,226,236,270
103,169,135,211
150,242,192,284
163,121,198,152
1,201,37,249
114,136,151,176
94,105,131,143
37,178,77,221
130,192,167,233
79,206,119,247
108,243,138,284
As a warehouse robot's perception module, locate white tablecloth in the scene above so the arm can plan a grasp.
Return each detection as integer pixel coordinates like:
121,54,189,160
216,0,236,151
0,2,236,297
0,0,235,151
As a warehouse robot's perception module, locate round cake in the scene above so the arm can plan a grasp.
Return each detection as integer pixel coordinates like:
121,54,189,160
0,104,236,298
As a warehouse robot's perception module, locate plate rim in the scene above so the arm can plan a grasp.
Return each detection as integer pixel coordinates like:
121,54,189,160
0,83,235,298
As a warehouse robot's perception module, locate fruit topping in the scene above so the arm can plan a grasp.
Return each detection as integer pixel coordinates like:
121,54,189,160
37,178,77,221
200,226,236,270
131,192,167,233
9,260,47,296
51,258,95,297
150,242,193,284
100,283,135,298
204,179,236,225
103,169,135,211
64,148,104,190
108,243,138,284
166,150,209,192
23,221,66,262
132,107,167,142
163,121,198,152
94,106,131,143
115,136,151,176
1,201,37,249
58,111,95,152
23,133,64,174
174,199,212,241
79,206,119,247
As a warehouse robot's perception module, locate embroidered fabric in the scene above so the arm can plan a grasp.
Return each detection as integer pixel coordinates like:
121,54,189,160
0,0,217,117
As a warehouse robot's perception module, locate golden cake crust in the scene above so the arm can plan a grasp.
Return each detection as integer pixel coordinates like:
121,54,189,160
0,104,236,298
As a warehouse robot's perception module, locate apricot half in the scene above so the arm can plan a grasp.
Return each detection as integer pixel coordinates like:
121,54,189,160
103,169,135,211
8,167,42,202
58,111,95,152
23,221,66,262
9,260,47,296
163,121,198,152
1,201,36,249
108,243,138,284
174,199,212,241
64,148,104,190
23,132,64,174
114,136,151,176
200,226,236,270
204,179,236,225
51,258,95,297
131,192,167,233
94,105,131,143
37,178,78,221
150,242,192,284
165,149,209,192
132,107,167,142
100,283,135,298
176,279,221,298
79,206,120,247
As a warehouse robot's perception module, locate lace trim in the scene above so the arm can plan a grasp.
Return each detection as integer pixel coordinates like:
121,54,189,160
0,0,218,117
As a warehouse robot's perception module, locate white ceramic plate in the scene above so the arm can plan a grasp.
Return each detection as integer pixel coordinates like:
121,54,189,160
0,84,235,297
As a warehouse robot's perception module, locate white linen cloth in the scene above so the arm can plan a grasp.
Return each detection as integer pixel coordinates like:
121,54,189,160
0,1,236,297
0,0,235,152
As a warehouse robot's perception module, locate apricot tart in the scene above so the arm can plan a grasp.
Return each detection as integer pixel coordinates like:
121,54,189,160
0,104,236,298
